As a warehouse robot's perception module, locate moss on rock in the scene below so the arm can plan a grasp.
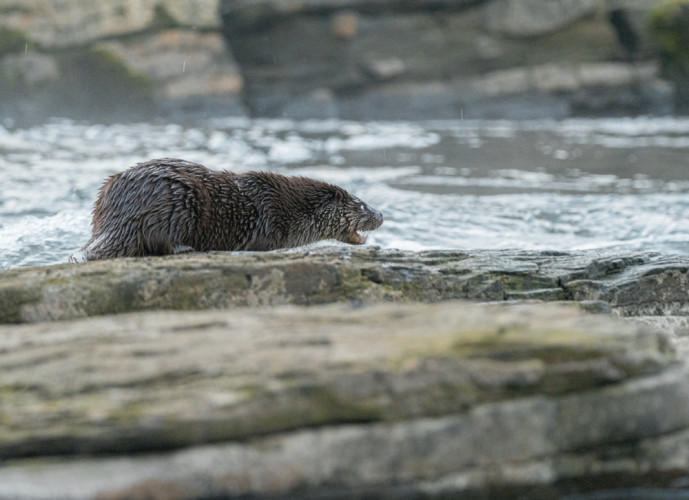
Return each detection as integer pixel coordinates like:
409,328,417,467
0,27,31,56
150,4,179,30
87,45,153,91
649,0,689,107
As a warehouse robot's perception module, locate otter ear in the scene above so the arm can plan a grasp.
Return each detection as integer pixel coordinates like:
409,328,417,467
332,189,346,205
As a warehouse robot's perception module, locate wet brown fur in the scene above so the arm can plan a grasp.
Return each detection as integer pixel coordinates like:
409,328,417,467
78,158,383,261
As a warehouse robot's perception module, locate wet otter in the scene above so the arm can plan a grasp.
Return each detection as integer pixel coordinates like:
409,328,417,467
74,158,383,261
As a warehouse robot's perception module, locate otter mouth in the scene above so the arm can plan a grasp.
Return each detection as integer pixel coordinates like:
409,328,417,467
340,231,368,245
337,208,383,245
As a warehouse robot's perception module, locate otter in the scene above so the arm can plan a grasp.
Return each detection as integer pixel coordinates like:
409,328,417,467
73,158,383,261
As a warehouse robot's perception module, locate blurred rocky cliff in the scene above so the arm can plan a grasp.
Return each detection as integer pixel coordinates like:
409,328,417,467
0,0,686,124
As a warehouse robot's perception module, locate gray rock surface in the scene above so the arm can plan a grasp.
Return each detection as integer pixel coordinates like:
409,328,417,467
2,248,689,497
97,29,244,117
0,301,687,499
484,0,599,37
0,0,679,122
0,0,221,47
221,0,673,119
1,247,688,324
0,0,242,124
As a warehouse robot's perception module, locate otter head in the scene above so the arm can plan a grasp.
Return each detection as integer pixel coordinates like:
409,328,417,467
312,183,384,245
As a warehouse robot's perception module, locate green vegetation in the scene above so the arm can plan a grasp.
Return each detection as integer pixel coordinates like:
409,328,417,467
0,284,39,323
649,0,689,105
0,27,31,56
88,45,153,91
151,4,179,30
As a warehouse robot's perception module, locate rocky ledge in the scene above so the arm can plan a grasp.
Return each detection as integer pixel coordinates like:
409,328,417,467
0,301,688,499
1,247,688,323
2,247,689,498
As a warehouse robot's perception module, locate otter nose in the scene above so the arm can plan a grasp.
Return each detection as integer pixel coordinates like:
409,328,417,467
370,207,383,224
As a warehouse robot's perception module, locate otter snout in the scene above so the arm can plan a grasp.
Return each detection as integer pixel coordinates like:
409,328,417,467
366,207,384,229
338,202,383,246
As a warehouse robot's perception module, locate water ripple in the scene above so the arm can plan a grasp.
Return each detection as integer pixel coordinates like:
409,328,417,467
2,117,689,268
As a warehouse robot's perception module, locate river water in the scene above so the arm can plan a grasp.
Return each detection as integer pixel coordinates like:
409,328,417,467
2,117,689,269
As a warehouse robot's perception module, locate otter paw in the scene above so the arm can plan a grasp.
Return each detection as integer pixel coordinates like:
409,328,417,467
173,245,196,254
68,251,87,263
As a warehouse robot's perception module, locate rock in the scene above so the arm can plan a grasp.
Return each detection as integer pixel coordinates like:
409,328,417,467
0,1,152,48
340,82,463,120
649,0,689,112
0,301,687,498
608,0,668,59
161,0,223,29
220,0,486,28
465,61,671,117
1,248,689,324
475,67,531,95
360,56,406,81
0,44,158,125
0,0,221,47
570,62,676,115
221,4,496,118
0,1,238,123
281,87,339,119
530,64,579,92
98,29,244,112
577,62,636,87
220,0,675,120
628,316,689,357
0,51,59,87
484,0,599,38
0,0,681,122
331,10,360,38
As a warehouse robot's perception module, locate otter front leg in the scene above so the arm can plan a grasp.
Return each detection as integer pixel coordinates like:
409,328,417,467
173,245,196,254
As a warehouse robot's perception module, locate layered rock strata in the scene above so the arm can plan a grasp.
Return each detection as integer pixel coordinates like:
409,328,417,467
1,248,687,324
0,301,687,499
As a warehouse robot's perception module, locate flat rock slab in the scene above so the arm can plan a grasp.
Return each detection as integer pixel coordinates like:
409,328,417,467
0,301,687,498
1,248,689,323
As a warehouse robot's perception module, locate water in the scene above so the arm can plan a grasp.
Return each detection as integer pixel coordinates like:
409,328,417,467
2,116,689,269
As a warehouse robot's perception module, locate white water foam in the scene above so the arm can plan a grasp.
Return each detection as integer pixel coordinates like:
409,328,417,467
2,117,689,268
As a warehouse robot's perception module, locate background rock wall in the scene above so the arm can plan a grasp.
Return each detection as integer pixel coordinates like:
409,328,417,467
0,0,244,123
0,0,685,124
221,0,676,120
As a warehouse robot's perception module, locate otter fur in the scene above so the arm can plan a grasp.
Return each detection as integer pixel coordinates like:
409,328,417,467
75,158,383,261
